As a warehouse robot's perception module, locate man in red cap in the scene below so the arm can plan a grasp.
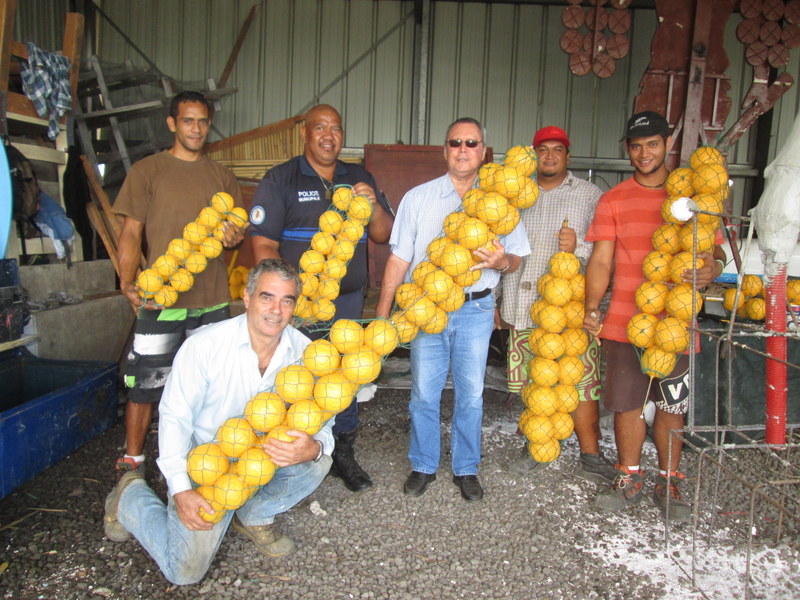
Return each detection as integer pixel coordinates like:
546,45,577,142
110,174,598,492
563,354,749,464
498,125,615,483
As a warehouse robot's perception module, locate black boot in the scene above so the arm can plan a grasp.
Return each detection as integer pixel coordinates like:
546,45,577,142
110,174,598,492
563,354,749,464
330,430,373,492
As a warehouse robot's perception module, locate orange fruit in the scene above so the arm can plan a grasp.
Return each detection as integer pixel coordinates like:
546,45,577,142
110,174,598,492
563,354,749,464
341,349,382,384
488,205,520,236
665,167,695,197
654,317,689,353
402,294,438,328
452,269,481,288
226,207,248,228
303,339,342,377
548,252,581,279
153,254,180,280
512,177,540,210
136,268,163,296
274,364,315,404
319,210,345,235
522,414,556,444
541,277,573,307
285,399,326,434
679,223,717,253
744,297,765,320
347,195,373,225
722,288,745,313
529,298,549,326
330,239,356,263
166,238,194,261
198,236,223,259
693,194,724,225
329,319,365,354
390,312,419,344
363,318,400,356
152,284,178,307
522,384,559,417
293,295,313,320
537,332,565,360
473,192,509,223
235,447,276,487
313,371,355,414
692,163,728,195
557,356,584,386
549,411,575,440
419,307,449,334
183,221,209,245
492,165,528,199
503,145,538,177
244,392,287,432
184,251,208,275
265,425,298,444
212,473,249,509
299,272,319,298
412,260,439,286
197,206,223,229
437,284,466,313
643,251,673,283
789,280,800,304
528,438,561,463
640,346,678,379
456,216,492,249
661,197,686,225
443,212,469,241
211,192,235,213
477,163,502,192
311,231,337,255
299,249,326,274
626,312,659,349
569,273,585,302
528,357,560,387
435,242,475,277
561,328,589,357
554,384,580,413
652,223,683,255
311,297,336,321
396,282,424,310
197,485,226,523
538,304,567,333
665,284,703,320
421,269,457,303
669,252,699,284
635,281,669,315
690,146,725,170
332,186,353,211
169,268,194,292
187,443,230,486
562,300,584,329
527,327,546,355
217,417,257,458
741,274,763,298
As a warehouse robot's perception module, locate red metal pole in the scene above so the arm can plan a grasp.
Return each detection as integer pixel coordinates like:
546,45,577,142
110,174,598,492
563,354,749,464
765,265,788,445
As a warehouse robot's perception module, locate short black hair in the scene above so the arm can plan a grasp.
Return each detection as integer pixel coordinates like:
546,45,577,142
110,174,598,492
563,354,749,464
169,91,213,120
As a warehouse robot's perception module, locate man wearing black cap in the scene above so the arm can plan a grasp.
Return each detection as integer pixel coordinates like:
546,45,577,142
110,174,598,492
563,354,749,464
499,126,615,484
581,111,726,521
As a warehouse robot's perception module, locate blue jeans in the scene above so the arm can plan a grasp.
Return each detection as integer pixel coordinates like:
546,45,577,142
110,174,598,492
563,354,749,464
117,456,331,585
408,294,495,476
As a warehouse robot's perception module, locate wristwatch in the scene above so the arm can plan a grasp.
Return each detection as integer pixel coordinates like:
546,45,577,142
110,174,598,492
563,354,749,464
312,440,324,462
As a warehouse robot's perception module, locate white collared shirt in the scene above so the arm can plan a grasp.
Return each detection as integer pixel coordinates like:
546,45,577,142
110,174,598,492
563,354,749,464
156,314,332,496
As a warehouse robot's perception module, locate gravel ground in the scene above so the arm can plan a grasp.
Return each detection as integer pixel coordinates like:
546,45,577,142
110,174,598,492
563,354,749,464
1,386,798,600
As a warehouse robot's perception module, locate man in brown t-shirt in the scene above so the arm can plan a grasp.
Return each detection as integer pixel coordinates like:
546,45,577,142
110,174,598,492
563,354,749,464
113,91,245,474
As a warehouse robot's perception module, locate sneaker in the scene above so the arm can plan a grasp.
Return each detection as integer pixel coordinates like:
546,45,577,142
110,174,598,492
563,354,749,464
115,456,145,474
594,466,645,511
231,515,296,558
653,472,692,523
577,452,618,484
103,471,143,542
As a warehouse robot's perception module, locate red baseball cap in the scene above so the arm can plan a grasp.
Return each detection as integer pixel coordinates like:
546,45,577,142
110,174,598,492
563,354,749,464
532,126,570,149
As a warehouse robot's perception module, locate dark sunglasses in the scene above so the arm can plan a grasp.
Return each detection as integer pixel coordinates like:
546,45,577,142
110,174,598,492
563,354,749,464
447,139,482,148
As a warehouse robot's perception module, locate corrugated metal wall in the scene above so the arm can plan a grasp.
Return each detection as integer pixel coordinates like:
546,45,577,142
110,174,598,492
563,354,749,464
12,0,800,207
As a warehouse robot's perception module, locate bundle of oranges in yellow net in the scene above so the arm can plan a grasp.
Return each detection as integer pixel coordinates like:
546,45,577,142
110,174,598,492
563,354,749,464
187,145,540,519
389,145,540,339
721,274,766,321
519,251,587,464
186,316,401,522
227,265,250,300
627,146,728,379
292,185,372,323
135,192,247,308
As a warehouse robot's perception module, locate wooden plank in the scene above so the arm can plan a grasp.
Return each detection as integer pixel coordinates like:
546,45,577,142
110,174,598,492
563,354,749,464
0,0,16,95
86,201,121,277
62,13,84,110
218,4,258,89
81,154,123,239
205,115,303,155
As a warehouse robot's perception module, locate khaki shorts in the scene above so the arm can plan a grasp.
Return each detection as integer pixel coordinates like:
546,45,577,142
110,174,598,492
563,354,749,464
603,339,690,414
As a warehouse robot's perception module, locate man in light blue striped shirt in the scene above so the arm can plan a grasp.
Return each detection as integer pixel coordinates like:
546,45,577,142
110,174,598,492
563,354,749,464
376,118,531,501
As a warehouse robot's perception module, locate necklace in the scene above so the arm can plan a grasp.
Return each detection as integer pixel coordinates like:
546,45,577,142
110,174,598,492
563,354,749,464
636,177,667,189
318,175,333,200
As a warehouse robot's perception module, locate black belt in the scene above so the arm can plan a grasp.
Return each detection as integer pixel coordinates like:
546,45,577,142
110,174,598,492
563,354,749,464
464,288,491,302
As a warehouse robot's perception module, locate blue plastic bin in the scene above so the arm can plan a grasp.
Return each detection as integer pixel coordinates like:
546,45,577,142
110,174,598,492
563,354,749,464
0,348,118,499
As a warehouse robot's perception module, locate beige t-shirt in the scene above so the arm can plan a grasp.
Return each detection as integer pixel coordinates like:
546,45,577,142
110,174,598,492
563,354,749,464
114,151,242,309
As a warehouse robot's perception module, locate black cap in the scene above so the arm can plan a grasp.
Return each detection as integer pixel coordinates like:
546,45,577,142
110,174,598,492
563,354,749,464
622,111,670,140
